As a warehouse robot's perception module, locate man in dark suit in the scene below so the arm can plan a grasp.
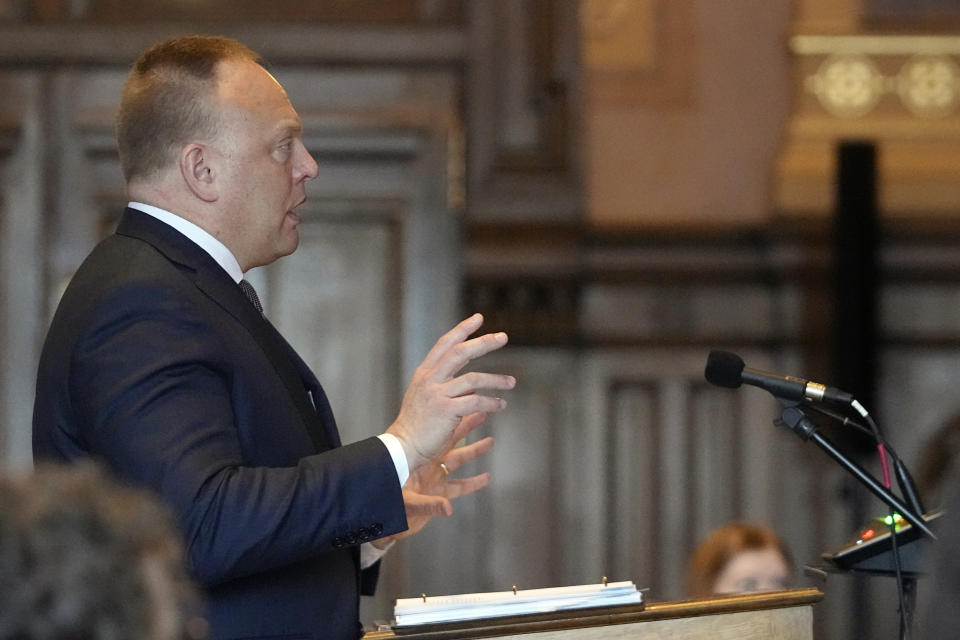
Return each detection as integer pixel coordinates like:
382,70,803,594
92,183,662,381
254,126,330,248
32,36,515,640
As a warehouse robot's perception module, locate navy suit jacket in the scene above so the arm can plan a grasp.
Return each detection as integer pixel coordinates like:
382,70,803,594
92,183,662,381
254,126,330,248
33,208,407,639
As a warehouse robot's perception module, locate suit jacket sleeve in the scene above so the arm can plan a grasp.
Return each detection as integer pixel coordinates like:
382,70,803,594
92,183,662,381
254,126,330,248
67,277,407,586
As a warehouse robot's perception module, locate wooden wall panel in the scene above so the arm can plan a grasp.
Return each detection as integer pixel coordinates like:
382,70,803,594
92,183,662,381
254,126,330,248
467,0,583,223
0,72,45,470
573,349,803,601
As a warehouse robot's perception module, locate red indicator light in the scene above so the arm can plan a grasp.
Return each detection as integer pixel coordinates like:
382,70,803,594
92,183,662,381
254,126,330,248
862,529,875,540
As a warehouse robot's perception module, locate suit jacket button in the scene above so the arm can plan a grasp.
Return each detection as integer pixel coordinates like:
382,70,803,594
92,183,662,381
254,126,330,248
333,536,344,549
358,527,372,542
345,532,358,545
371,523,383,536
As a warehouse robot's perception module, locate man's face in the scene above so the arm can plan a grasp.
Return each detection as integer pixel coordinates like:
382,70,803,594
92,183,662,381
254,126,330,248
209,58,318,271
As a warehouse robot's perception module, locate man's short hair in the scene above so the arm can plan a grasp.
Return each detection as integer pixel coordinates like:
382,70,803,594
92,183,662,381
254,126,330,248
0,463,202,639
116,35,260,182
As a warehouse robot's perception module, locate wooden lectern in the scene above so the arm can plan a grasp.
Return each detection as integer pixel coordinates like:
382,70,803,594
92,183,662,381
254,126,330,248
364,587,822,640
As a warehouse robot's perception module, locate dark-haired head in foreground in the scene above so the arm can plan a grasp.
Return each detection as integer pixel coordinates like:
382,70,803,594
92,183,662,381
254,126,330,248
0,463,204,640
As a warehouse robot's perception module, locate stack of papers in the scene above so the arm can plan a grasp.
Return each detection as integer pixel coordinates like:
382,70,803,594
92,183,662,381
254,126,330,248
394,581,643,626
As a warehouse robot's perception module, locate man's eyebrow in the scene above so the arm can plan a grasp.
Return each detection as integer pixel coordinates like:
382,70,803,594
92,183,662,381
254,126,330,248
275,120,303,136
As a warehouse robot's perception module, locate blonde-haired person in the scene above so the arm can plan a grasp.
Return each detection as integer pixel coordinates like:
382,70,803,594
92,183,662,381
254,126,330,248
686,521,794,598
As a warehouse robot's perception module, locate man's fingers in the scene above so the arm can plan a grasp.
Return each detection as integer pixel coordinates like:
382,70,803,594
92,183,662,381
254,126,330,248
418,314,484,369
447,412,489,446
403,490,453,518
445,372,516,398
444,473,491,500
429,331,509,382
450,394,508,417
391,314,513,470
455,411,487,433
443,436,495,473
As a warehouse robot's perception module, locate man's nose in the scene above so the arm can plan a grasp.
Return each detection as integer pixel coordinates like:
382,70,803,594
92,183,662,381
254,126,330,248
297,143,319,181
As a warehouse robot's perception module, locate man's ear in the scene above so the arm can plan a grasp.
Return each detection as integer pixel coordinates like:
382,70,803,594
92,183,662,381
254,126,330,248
180,143,218,202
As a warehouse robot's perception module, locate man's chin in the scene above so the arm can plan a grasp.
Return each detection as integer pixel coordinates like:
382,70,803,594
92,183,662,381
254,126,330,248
280,212,301,247
280,230,300,257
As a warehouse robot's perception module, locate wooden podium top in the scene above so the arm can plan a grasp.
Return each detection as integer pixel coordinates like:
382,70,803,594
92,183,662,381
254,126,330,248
365,587,823,639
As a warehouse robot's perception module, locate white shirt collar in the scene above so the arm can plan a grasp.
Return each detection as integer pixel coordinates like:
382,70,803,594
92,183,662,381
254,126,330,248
128,202,244,284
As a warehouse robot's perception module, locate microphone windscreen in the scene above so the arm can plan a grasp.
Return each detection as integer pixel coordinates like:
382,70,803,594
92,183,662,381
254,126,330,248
704,350,746,388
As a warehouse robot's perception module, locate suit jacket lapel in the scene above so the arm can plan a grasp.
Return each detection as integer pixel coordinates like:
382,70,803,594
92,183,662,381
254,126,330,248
270,334,343,449
115,208,335,453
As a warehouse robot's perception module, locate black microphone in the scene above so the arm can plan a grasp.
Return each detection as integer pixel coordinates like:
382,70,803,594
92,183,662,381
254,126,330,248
705,350,854,406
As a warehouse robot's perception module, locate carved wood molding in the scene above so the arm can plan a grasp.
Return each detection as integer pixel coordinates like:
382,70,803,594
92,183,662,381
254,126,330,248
465,222,582,344
21,0,465,25
465,219,960,347
0,24,466,66
775,34,960,219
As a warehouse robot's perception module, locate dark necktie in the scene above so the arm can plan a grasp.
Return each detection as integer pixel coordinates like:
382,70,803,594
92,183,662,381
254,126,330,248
238,279,264,314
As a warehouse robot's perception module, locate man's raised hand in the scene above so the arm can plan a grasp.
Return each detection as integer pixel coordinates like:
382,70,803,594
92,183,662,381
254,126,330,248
386,314,515,471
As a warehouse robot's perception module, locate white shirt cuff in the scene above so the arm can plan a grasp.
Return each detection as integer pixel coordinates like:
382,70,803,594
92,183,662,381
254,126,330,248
361,540,394,569
376,433,410,487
